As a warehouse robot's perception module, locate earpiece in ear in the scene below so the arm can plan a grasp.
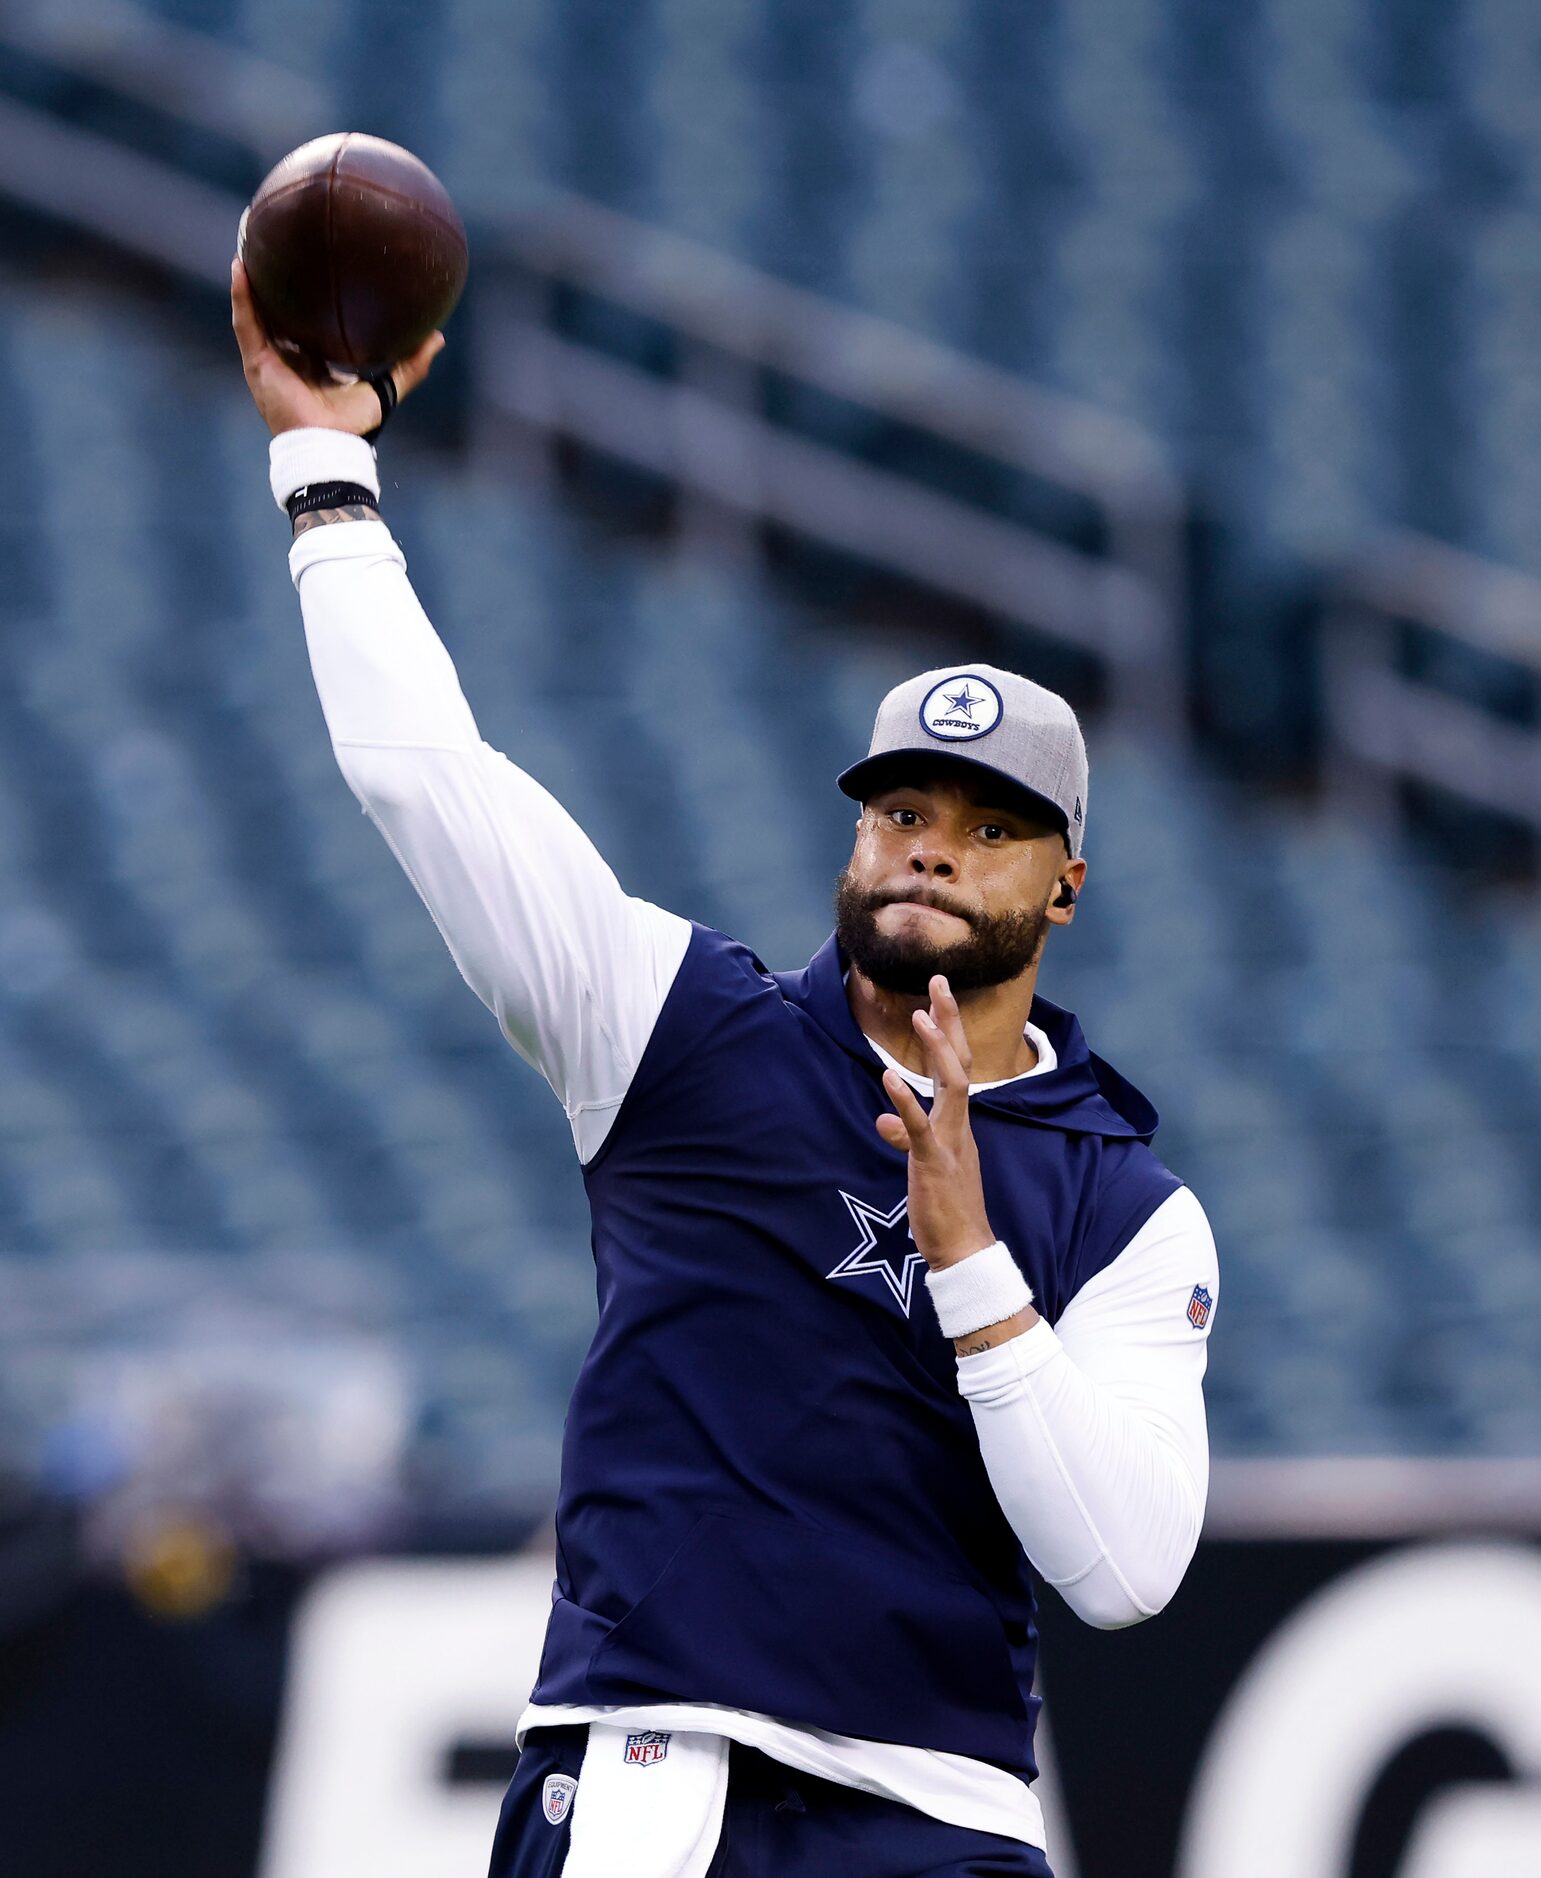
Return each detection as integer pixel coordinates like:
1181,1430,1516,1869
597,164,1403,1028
1054,882,1078,909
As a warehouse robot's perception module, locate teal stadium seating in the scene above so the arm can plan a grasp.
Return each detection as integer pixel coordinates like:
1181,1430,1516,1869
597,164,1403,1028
0,269,1537,1520
3,0,1541,1519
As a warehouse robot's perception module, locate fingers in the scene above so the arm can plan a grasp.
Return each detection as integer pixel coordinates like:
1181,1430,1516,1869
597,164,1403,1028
912,979,970,1106
927,975,972,1077
878,1068,931,1157
230,259,270,367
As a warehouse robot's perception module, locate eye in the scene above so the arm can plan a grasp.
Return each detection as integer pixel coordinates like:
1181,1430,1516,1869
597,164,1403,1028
978,823,1009,842
888,807,921,828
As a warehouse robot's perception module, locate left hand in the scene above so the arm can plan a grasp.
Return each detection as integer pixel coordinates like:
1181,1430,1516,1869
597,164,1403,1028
875,975,997,1270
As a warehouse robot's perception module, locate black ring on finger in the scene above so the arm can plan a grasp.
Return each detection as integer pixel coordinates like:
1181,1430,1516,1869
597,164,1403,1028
361,368,398,443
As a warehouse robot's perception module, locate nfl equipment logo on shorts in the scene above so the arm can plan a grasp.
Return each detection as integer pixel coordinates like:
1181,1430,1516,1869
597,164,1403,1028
541,1773,577,1825
623,1729,671,1767
1187,1284,1213,1330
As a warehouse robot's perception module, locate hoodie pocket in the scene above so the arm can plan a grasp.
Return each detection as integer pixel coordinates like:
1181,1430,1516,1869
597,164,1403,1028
589,1511,1030,1765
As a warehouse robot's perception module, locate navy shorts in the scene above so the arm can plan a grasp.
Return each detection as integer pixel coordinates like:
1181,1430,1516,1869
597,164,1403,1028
488,1726,1055,1878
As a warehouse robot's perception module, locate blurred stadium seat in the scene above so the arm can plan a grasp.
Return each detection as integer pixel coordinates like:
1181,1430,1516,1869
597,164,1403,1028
321,0,1530,585
4,15,1541,1878
0,252,1537,1536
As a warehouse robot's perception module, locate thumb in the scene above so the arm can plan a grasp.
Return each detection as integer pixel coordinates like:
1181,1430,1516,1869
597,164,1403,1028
874,1113,912,1154
393,330,445,399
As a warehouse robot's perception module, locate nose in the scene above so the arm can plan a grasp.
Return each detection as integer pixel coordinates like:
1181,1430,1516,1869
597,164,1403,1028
908,840,957,880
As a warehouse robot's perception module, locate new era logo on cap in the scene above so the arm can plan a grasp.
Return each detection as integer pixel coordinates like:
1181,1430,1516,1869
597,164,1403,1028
837,662,1089,857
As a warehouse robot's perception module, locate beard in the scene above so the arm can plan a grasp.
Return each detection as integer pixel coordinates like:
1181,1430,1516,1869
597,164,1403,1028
833,871,1050,997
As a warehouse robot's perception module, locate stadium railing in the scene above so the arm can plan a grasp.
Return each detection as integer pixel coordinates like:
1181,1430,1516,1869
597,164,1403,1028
1324,532,1541,834
473,192,1188,733
0,8,1186,735
5,0,1540,837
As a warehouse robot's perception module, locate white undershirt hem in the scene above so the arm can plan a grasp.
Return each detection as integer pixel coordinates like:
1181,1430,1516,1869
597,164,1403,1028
515,1700,1046,1848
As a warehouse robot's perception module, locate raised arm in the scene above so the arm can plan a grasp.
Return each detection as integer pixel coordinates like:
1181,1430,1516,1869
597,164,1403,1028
233,263,690,1160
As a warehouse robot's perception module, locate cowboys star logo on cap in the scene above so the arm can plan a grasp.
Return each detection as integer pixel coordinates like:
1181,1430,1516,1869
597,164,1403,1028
838,660,1089,857
919,673,1003,743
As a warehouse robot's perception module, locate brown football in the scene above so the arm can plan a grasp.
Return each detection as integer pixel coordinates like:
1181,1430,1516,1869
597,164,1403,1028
239,132,468,374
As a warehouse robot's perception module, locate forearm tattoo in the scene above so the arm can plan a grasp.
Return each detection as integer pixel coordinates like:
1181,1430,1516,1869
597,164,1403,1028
292,501,380,537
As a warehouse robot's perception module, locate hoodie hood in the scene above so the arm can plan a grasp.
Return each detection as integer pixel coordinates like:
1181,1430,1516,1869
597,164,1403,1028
774,934,1160,1143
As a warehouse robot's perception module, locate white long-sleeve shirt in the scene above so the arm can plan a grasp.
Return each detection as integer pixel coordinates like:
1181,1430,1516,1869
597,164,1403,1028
285,478,1216,1847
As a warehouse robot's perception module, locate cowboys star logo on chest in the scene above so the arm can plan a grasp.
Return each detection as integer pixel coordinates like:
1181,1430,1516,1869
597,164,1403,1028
826,1190,927,1314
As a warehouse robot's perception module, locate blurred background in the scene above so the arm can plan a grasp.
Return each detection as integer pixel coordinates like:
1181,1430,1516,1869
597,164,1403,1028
0,2,1539,1874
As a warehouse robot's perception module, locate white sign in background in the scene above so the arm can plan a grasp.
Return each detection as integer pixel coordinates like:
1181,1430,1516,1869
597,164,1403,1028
258,1547,1080,1878
261,1540,1541,1878
1177,1543,1541,1878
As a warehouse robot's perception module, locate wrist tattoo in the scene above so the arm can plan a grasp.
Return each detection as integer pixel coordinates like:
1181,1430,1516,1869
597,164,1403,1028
956,1336,995,1357
292,501,379,536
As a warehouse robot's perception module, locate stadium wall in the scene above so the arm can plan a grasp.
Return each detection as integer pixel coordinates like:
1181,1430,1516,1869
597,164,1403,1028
3,1492,1539,1878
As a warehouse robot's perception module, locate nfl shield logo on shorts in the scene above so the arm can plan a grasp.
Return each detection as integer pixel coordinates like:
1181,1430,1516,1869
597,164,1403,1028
623,1729,671,1767
1187,1284,1213,1330
542,1773,577,1826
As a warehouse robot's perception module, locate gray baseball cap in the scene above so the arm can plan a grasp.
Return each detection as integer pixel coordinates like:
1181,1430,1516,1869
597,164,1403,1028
838,663,1088,857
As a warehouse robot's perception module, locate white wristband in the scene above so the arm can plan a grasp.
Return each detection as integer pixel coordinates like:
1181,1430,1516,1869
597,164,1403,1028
269,428,380,511
925,1242,1034,1340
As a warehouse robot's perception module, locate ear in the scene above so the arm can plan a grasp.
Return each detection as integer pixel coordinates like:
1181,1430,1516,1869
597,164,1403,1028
1046,857,1087,927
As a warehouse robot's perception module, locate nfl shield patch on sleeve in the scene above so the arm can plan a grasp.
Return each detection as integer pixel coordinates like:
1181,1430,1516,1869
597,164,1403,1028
1187,1284,1213,1330
542,1773,577,1825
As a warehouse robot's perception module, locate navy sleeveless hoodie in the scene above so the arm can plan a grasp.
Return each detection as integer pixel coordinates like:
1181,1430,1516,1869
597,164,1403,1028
531,926,1180,1780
